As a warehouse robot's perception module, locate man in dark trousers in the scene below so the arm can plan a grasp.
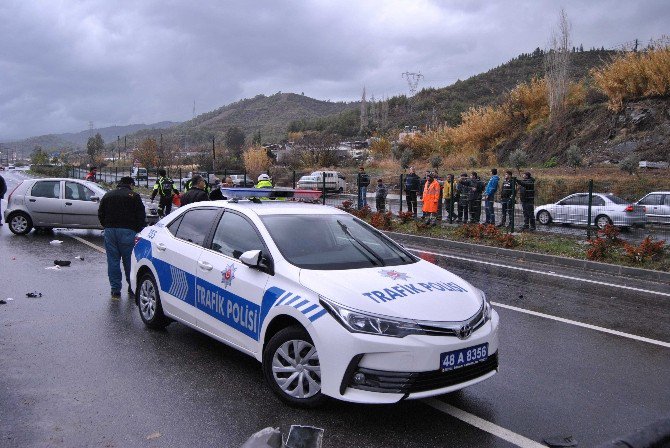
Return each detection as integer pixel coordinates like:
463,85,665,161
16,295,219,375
0,174,6,226
468,172,484,223
456,173,469,223
404,167,420,218
181,175,210,206
497,170,514,228
518,171,536,231
150,169,178,217
98,177,146,298
375,178,388,212
357,166,370,209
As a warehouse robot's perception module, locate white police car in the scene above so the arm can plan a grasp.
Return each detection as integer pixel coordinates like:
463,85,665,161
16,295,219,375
130,188,499,407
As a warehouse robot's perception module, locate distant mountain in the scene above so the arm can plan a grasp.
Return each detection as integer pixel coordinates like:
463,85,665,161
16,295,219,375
5,121,179,155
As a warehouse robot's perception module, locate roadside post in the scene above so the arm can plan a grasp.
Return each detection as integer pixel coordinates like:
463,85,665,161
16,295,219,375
507,176,516,233
178,168,182,191
244,170,247,188
399,173,404,213
292,170,296,189
115,167,118,183
322,172,326,205
587,179,594,240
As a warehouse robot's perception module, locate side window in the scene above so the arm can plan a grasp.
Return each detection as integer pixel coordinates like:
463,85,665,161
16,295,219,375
173,208,219,246
211,211,265,259
561,195,582,206
31,181,61,199
592,196,605,206
167,215,184,235
639,194,662,206
664,195,670,206
65,182,95,201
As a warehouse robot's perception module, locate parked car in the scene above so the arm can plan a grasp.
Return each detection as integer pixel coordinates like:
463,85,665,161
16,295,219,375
8,164,15,170
535,193,646,229
228,174,255,187
3,178,159,235
636,191,670,225
297,170,346,192
132,167,148,181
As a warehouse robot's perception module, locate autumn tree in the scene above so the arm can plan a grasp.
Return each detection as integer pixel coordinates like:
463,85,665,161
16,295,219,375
545,9,571,121
243,146,273,179
86,133,105,164
134,138,159,168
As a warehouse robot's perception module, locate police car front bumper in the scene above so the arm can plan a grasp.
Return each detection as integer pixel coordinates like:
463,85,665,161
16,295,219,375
313,309,499,403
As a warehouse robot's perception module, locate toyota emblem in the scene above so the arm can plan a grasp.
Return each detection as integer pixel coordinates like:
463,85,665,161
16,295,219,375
458,324,472,339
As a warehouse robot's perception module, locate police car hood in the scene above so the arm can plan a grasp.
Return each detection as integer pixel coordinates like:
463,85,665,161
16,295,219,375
299,260,482,322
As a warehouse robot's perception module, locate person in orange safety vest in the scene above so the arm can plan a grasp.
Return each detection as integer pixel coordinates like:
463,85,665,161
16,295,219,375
422,172,440,226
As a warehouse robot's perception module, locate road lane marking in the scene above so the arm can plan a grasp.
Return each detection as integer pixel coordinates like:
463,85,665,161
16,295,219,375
406,247,670,298
422,398,545,448
492,302,670,348
68,235,106,254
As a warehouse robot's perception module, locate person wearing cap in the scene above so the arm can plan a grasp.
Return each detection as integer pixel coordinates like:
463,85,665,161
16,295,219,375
98,177,146,299
255,173,273,189
375,178,388,213
422,172,440,226
181,175,210,206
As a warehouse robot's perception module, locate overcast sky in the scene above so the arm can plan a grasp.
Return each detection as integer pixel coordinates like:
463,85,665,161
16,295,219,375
1,0,668,140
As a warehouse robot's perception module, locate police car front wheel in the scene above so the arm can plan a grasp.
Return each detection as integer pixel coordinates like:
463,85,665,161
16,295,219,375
262,326,325,407
138,273,170,329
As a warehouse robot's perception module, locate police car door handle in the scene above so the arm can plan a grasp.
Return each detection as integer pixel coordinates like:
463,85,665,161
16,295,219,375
156,243,167,251
198,261,213,271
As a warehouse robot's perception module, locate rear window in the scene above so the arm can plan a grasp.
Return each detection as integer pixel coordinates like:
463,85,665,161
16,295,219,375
31,181,60,199
606,195,628,205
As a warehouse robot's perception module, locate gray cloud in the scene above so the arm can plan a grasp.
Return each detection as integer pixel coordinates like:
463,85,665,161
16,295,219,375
1,0,668,140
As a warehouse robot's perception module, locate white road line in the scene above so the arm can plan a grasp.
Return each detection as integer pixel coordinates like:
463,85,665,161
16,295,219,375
68,235,106,254
406,247,670,298
422,398,545,448
492,302,670,348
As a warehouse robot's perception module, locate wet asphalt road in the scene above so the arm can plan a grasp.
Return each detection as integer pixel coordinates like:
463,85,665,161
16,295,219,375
1,170,669,448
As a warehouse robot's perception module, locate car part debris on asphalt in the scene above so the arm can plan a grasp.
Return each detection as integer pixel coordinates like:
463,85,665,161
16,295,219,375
285,425,324,448
543,435,578,447
49,240,63,245
74,256,84,261
0,299,7,305
25,292,43,298
54,260,71,267
45,266,61,270
240,427,282,448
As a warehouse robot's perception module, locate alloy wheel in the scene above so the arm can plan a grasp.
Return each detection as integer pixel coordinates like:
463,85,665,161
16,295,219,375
272,339,321,399
139,280,157,320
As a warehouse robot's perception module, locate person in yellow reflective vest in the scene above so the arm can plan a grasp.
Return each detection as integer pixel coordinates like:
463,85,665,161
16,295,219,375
422,172,440,226
255,173,273,189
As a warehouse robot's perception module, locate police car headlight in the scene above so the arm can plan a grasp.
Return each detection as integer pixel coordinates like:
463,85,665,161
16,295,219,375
478,288,492,321
320,298,424,338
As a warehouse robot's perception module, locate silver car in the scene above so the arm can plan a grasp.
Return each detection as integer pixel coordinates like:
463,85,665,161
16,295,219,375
3,178,159,235
535,192,647,229
636,191,670,225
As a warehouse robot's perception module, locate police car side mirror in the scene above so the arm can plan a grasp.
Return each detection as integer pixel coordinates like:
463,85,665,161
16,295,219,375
90,196,100,202
240,250,262,268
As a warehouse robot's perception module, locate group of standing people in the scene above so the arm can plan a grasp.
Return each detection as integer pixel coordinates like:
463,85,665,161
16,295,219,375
403,167,536,230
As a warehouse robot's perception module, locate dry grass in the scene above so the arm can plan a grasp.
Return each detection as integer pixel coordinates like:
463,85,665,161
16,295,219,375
591,45,670,111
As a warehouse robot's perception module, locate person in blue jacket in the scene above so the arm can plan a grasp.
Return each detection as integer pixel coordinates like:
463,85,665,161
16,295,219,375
484,168,499,225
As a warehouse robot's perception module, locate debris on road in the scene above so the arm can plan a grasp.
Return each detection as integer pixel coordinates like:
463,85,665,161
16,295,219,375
45,266,61,270
74,256,84,261
240,427,282,448
0,299,7,305
146,432,161,440
543,435,577,447
285,425,324,448
54,260,71,267
25,292,43,298
49,240,63,245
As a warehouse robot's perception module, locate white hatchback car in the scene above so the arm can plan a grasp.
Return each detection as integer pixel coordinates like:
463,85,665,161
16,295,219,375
130,190,500,407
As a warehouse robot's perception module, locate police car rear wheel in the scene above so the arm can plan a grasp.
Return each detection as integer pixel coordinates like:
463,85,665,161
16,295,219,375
138,273,170,329
263,326,324,407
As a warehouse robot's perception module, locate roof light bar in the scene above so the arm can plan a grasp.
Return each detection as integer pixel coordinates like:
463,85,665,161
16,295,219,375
219,187,322,201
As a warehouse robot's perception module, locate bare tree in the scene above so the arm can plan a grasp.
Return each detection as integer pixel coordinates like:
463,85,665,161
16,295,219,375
545,9,571,120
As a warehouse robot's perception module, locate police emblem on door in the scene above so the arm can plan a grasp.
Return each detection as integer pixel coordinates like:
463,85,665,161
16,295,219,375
222,264,237,288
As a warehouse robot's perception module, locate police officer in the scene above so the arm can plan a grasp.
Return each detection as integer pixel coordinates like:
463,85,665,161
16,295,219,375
422,172,440,226
404,167,421,218
468,172,484,223
180,175,210,206
255,173,273,188
150,169,178,217
456,173,469,223
518,171,536,231
443,174,456,222
497,170,514,227
98,177,146,298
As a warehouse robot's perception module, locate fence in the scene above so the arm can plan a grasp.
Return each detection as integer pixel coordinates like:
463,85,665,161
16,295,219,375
63,166,668,243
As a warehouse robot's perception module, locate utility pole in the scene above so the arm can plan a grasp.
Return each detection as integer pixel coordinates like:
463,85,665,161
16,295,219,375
402,72,424,96
117,136,121,161
212,137,216,172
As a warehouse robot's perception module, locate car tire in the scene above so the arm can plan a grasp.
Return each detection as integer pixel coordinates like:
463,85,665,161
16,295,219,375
137,272,170,329
262,325,325,408
8,211,33,235
537,210,552,225
595,214,612,230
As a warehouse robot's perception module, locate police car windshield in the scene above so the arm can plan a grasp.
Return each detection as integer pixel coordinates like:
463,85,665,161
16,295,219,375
261,214,417,270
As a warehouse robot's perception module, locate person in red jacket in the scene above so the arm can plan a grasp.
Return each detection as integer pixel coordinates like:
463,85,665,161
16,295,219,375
422,172,440,226
84,167,97,182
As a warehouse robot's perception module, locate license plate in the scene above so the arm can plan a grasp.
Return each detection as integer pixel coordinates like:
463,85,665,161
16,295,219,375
440,343,489,372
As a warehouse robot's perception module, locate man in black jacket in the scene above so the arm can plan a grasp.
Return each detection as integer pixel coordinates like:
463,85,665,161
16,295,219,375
404,167,420,217
456,173,469,223
181,175,210,206
357,166,370,209
98,177,146,298
0,174,6,226
497,170,514,228
518,172,536,230
468,172,484,223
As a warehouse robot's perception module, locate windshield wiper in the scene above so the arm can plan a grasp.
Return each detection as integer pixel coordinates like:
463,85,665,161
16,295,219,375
337,220,386,267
